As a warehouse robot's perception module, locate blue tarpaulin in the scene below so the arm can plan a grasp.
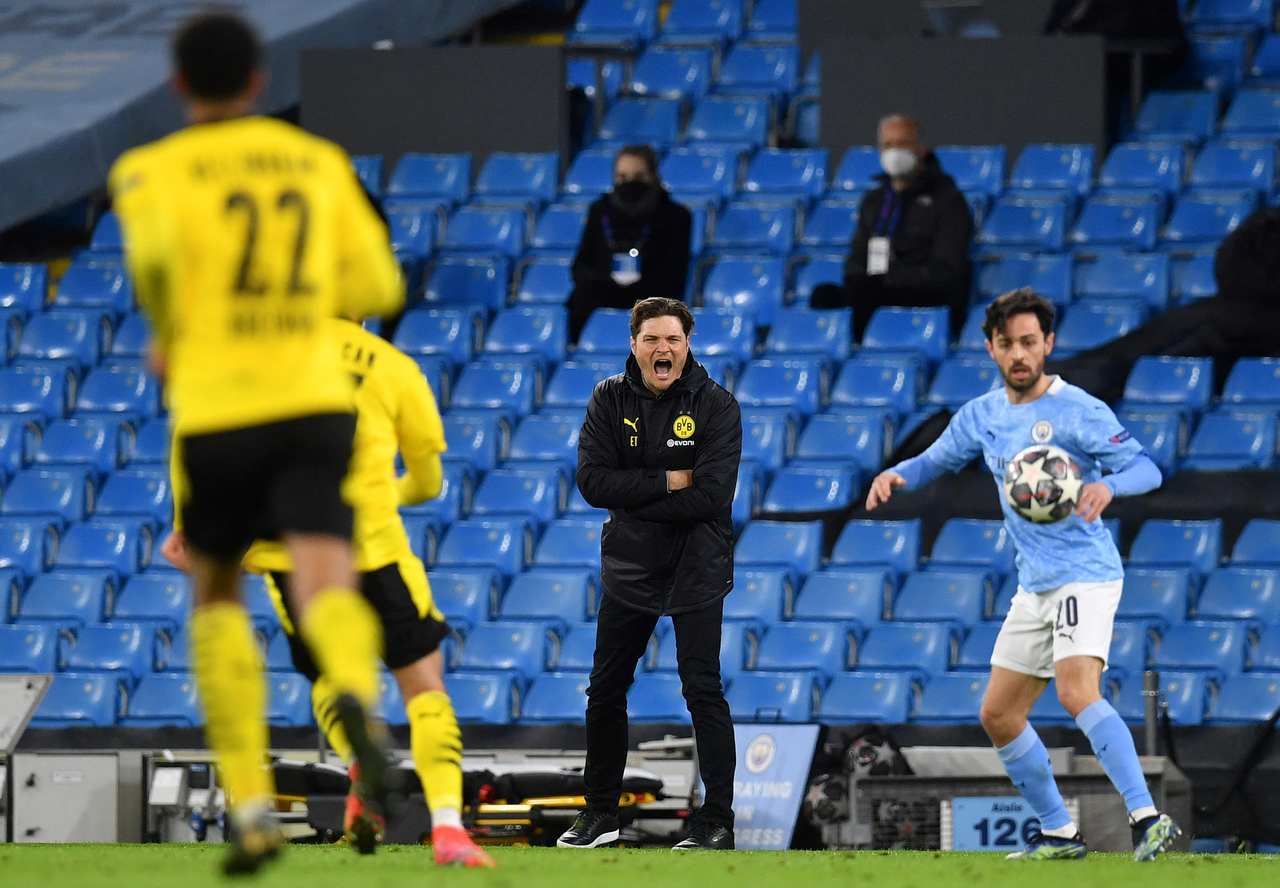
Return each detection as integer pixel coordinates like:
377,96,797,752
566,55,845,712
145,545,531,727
0,0,520,231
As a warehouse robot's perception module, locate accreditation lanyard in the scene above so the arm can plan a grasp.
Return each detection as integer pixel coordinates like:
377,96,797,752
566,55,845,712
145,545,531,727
875,192,904,238
602,213,651,251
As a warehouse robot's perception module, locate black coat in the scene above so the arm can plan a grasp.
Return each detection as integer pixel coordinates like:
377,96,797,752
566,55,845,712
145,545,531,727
576,355,742,615
571,189,692,302
843,152,974,316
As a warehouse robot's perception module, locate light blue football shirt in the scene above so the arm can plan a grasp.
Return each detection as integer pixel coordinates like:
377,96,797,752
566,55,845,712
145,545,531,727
894,376,1147,593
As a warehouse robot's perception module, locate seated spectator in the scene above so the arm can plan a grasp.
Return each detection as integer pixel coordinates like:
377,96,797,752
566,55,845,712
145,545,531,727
811,114,973,340
567,145,692,342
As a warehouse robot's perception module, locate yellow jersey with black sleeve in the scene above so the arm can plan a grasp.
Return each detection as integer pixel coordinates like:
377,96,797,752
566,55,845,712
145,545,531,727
109,115,404,435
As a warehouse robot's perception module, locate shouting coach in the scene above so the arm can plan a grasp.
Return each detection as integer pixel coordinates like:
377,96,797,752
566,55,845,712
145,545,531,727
557,297,742,852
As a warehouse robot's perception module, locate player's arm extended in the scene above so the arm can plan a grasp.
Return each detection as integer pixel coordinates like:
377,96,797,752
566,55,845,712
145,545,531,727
1102,454,1162,497
888,406,984,488
394,353,447,506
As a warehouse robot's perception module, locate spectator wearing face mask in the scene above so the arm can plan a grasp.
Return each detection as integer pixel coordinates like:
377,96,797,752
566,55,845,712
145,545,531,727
567,145,693,343
811,114,974,340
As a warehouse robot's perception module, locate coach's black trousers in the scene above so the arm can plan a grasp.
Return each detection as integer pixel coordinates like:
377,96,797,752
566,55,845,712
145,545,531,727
584,594,736,825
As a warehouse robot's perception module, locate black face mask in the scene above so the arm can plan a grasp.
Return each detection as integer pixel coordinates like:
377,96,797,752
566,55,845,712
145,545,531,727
609,179,659,217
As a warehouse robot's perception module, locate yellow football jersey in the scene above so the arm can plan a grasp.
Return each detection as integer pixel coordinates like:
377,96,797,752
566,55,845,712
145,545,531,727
109,116,403,435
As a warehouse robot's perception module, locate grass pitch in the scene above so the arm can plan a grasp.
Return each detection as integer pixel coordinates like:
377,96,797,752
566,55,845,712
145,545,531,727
0,843,1275,888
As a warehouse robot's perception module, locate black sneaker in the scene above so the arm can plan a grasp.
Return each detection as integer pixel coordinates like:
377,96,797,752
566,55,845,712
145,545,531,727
333,692,397,838
556,810,621,848
222,808,284,877
673,817,735,851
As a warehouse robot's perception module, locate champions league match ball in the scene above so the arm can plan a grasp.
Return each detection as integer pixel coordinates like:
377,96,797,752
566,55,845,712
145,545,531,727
1003,444,1085,524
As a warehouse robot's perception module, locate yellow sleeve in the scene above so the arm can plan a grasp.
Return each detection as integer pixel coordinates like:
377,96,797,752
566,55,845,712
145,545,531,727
393,352,447,506
168,431,186,532
109,151,173,351
330,147,404,320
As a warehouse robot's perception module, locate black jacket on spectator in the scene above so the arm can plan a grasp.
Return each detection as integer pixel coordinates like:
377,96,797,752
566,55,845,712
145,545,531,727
576,354,741,615
817,152,973,340
568,188,692,342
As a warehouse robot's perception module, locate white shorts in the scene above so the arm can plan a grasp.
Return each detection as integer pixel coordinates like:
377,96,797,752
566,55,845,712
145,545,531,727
989,579,1123,679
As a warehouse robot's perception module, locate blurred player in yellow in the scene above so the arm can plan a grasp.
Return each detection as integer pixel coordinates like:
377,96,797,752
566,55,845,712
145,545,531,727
110,12,403,875
164,317,495,869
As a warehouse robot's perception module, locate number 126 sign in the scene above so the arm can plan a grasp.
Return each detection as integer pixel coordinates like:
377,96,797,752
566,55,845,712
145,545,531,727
950,797,1043,851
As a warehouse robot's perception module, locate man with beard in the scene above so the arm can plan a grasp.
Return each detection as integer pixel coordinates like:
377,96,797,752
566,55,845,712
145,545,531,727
567,145,693,343
866,288,1178,863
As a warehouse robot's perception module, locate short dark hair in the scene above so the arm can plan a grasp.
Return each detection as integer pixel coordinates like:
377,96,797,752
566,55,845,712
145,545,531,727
616,144,659,178
982,287,1056,341
630,297,694,337
173,12,262,101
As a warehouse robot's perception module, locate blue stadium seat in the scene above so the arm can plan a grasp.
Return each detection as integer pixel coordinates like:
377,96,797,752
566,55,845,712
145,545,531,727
53,257,131,314
831,146,881,192
630,46,713,103
519,672,588,724
439,207,526,258
861,307,950,366
446,672,518,725
1222,88,1280,137
685,96,771,152
393,308,481,368
475,152,559,205
700,255,786,325
483,306,567,364
716,43,798,102
1074,252,1170,310
556,623,597,672
383,199,440,259
19,570,112,628
1180,31,1252,99
792,569,890,627
1118,568,1191,624
651,620,757,678
1114,670,1210,725
976,197,1070,252
1233,519,1280,565
830,357,919,416
764,308,852,361
449,360,537,416
1068,194,1162,252
1107,620,1156,676
542,360,616,410
75,365,160,420
1153,620,1251,674
265,672,312,727
709,203,796,254
928,518,1015,578
1053,301,1146,355
1171,254,1217,303
735,359,824,416
0,517,57,575
0,262,47,314
975,253,1073,309
800,199,859,250
428,567,498,629
627,672,690,723
516,257,573,305
731,460,762,531
94,468,170,523
126,419,169,465
561,147,615,200
597,97,681,149
660,146,740,199
893,571,993,626
109,313,149,359
1252,624,1280,669
472,466,566,528
1098,142,1185,195
724,566,792,624
567,56,624,106
439,415,499,480
112,573,189,630
755,622,856,678
991,576,1018,621
2,467,94,523
1184,410,1278,470
61,622,155,685
1197,567,1280,622
574,308,631,354
1190,139,1276,193
818,671,916,724
387,153,471,203
0,416,32,480
531,204,588,256
726,671,817,723
657,0,743,46
1133,91,1217,143
568,0,658,50
458,620,556,679
761,464,858,514
741,409,790,477
1208,672,1280,724
18,310,109,371
1122,356,1214,412
32,418,121,473
912,673,987,724
1250,32,1280,83
690,307,754,361
831,519,921,577
735,519,822,578
31,672,121,727
1130,518,1222,576
742,149,827,200
1009,144,1094,195
935,145,1005,196
565,486,608,520
120,674,200,727
1222,358,1280,408
857,622,957,673
956,623,1001,670
533,518,602,570
795,409,891,475
499,567,595,627
509,413,580,471
351,154,382,198
0,623,58,672
925,357,1000,410
747,0,796,41
436,518,531,579
1160,190,1257,244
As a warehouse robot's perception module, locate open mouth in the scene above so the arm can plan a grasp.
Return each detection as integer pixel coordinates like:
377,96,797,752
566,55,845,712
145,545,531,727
653,358,673,380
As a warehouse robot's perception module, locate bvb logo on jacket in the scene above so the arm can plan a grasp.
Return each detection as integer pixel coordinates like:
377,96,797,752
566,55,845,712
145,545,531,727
669,414,696,447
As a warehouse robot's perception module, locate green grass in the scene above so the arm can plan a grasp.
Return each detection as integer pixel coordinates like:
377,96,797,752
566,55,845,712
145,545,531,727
0,844,1275,888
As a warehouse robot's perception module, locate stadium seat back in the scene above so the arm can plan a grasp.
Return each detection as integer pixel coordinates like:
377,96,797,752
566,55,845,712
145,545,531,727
1190,139,1276,191
857,622,957,673
1118,568,1191,623
436,518,532,578
861,307,949,366
449,360,537,415
531,204,589,253
562,148,616,199
1009,144,1094,195
598,97,681,148
0,623,58,672
793,569,891,626
975,253,1073,306
935,145,1006,195
0,262,47,313
122,674,200,727
521,672,589,723
557,624,598,671
54,257,131,313
31,672,121,727
831,519,921,576
924,358,1000,410
764,308,852,360
1185,410,1278,469
1233,519,1280,565
0,517,58,575
726,671,817,723
735,359,824,415
710,203,796,254
543,360,618,409
2,467,94,522
795,409,891,475
800,199,860,248
1074,252,1170,310
76,365,160,418
700,256,786,326
32,418,122,473
458,620,555,680
1098,142,1184,194
1123,356,1213,410
516,257,573,305
630,47,713,101
62,622,154,685
1153,620,1250,674
830,358,919,415
440,207,526,258
533,518,603,570
499,568,595,625
976,197,1069,251
1222,358,1280,408
735,519,822,578
483,306,568,363
742,149,827,199
686,96,771,149
1133,90,1216,141
893,570,993,626
95,468,171,523
1068,195,1161,252
1196,567,1280,621
1130,518,1222,576
387,153,471,202
447,671,519,724
819,671,917,723
428,567,499,628
913,673,987,724
761,463,857,514
475,152,559,203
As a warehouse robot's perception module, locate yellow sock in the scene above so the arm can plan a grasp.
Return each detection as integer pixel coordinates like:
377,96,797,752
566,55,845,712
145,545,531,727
299,587,382,709
311,676,353,761
190,602,275,807
406,690,463,816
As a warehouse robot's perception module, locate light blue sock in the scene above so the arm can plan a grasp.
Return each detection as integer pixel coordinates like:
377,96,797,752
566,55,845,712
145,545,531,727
1076,699,1155,814
996,724,1072,831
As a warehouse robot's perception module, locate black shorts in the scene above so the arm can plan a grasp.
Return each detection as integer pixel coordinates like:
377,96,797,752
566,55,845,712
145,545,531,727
270,562,450,681
180,413,356,560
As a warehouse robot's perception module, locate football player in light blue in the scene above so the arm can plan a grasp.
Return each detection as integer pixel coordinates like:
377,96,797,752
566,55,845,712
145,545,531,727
867,288,1178,861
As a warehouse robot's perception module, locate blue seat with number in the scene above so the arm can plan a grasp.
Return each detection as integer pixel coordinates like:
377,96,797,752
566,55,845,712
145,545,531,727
32,418,122,473
685,96,771,152
440,207,526,258
483,307,567,364
429,567,498,629
1196,567,1280,622
2,467,95,523
0,624,58,672
531,204,588,255
893,571,993,627
1233,519,1280,565
716,42,797,102
1118,568,1191,623
1153,620,1251,674
31,673,122,727
742,149,827,200
387,153,471,203
1068,194,1161,252
1190,139,1276,192
800,200,860,249
630,46,713,103
1009,144,1094,195
831,519,920,577
75,365,160,419
475,152,559,205
499,568,595,626
710,203,796,255
1098,142,1185,195
1123,356,1214,412
700,256,786,326
568,0,658,50
1184,410,1278,470
819,671,917,724
18,310,109,371
956,623,1001,670
735,359,824,416
723,566,792,624
520,673,589,724
1222,88,1280,137
661,146,740,198
795,410,891,475
0,517,57,575
1222,358,1280,408
457,620,556,680
764,309,852,361
1133,91,1217,142
446,672,518,725
556,624,598,672
61,622,156,686
0,263,47,314
792,569,890,627
1160,190,1256,244
830,358,918,416
442,414,504,474
436,518,531,579
1053,301,1146,356
1122,669,1213,725
112,573,190,629
726,671,817,723
94,468,170,524
123,674,201,727
1208,672,1280,724
561,148,615,200
925,358,1000,410
857,622,957,673
861,307,949,366
735,520,822,578
471,466,565,529
912,673,987,724
533,518,602,570
383,200,439,259
755,622,855,678
508,414,579,470
657,0,743,46
1074,253,1170,311
449,360,537,416
936,145,1005,196
1129,518,1222,577
516,257,573,305
18,569,113,628
761,464,858,514
597,97,681,149
977,197,1070,252
542,360,617,409
974,253,1073,308
54,257,132,314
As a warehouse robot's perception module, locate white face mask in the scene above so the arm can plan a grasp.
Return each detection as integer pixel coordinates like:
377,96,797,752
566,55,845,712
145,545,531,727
881,148,918,178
